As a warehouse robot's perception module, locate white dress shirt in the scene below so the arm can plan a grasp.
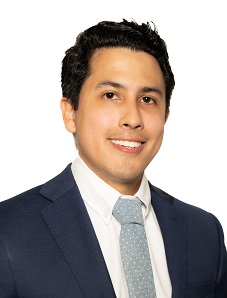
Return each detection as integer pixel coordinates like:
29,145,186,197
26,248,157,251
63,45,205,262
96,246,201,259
71,156,172,298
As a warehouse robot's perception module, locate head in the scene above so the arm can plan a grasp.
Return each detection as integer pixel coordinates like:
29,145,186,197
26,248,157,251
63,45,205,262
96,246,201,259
61,19,175,114
60,20,175,194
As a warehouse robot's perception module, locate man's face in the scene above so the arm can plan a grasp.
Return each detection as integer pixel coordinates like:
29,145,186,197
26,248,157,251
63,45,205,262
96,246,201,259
62,48,168,194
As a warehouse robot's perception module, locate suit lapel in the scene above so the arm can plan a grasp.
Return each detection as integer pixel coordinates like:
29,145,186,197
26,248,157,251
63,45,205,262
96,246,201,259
38,164,188,297
150,184,188,298
40,165,116,297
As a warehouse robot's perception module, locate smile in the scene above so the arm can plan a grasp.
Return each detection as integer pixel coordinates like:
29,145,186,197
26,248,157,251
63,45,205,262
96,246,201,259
110,140,143,148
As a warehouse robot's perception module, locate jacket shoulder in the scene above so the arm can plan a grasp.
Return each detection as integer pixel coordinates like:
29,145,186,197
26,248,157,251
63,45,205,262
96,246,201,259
0,164,73,220
150,183,220,225
0,185,47,219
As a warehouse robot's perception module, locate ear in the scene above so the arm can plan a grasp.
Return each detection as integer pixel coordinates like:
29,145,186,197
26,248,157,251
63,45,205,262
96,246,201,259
60,98,77,133
165,109,170,124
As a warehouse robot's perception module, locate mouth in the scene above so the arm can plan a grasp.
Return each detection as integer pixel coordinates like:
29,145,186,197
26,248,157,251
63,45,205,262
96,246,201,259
110,139,144,149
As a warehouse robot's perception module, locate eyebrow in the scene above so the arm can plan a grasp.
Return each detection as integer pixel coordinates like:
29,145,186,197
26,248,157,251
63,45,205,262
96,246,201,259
140,86,163,97
95,80,126,90
95,80,163,97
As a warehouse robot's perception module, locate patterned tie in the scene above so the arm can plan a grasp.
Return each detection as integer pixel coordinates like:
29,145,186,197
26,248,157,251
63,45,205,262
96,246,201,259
113,197,156,298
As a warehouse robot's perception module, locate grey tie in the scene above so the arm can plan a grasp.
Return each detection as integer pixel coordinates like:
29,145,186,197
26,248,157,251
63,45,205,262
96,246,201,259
113,197,156,298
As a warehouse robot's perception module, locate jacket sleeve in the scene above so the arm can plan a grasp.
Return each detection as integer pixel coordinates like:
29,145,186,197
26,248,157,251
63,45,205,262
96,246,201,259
214,218,227,297
0,236,17,297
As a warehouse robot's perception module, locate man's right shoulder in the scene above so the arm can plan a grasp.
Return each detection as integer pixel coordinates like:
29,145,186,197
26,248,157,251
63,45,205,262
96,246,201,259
0,163,74,220
0,184,48,219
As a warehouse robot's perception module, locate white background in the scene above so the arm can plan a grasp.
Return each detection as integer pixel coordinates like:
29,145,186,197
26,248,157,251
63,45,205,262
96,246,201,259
0,1,226,236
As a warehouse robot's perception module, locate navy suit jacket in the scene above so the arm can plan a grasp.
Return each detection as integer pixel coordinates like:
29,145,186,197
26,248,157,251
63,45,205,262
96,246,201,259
0,164,227,297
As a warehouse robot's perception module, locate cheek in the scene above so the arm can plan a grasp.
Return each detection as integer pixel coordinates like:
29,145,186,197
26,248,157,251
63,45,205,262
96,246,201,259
91,112,113,134
91,106,119,129
145,114,165,137
76,109,114,141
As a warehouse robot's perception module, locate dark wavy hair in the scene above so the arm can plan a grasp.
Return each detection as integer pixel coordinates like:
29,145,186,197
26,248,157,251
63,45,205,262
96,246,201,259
61,19,175,113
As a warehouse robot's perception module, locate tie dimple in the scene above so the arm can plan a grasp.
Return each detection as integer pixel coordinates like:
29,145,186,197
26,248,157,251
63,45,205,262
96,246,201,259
113,197,156,298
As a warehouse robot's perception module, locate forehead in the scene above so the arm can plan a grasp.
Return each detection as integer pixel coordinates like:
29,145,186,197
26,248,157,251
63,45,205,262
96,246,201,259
86,47,165,91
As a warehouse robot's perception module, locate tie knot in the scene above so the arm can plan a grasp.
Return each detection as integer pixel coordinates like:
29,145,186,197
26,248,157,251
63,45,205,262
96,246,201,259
113,197,144,225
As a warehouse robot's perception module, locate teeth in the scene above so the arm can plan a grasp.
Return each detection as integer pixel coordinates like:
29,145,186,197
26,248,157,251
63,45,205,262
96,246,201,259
111,140,142,148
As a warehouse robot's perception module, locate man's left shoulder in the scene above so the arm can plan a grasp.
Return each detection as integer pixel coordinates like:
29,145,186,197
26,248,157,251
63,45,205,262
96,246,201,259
149,183,220,226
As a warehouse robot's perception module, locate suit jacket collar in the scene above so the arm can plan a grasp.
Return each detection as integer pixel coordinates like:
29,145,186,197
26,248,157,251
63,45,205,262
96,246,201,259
39,164,116,297
39,164,187,298
150,184,187,298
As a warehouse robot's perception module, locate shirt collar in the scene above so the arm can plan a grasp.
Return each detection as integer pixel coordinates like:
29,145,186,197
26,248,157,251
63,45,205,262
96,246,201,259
134,173,151,217
71,156,151,224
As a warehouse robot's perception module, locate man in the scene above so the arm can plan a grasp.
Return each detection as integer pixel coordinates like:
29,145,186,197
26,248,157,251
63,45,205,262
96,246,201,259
0,19,226,298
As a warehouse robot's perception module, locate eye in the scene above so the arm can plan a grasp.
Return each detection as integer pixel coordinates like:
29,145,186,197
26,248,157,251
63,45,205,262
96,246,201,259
103,92,118,100
140,96,155,104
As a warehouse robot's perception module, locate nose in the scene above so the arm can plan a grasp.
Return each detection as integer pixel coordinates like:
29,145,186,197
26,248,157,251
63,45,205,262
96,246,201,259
119,101,144,130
